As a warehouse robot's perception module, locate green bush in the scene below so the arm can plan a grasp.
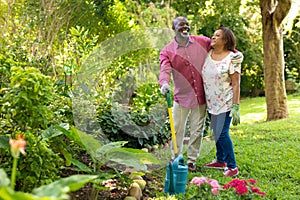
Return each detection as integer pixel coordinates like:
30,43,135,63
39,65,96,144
97,82,170,149
0,65,66,192
1,66,54,131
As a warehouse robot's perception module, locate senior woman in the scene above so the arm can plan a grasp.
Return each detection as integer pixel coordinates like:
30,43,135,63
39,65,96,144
202,26,243,177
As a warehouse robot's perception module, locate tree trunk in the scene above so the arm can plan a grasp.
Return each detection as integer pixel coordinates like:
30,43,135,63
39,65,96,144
260,0,291,121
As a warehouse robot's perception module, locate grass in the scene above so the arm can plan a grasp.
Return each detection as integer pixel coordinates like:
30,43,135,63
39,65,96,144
151,94,300,199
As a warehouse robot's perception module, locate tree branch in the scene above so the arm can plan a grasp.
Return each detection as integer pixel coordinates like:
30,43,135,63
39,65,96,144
274,0,291,24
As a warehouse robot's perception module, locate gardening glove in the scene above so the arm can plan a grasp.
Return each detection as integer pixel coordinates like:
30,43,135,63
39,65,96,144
160,83,171,95
230,104,240,126
231,51,244,64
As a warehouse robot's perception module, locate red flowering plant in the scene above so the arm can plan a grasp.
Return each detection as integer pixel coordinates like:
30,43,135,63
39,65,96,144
222,178,266,199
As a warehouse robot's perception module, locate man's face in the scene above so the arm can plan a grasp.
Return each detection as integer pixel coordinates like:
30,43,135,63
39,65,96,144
174,18,190,38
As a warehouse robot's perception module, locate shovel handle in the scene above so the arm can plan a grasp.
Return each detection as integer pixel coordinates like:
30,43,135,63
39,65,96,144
165,91,178,154
165,91,172,108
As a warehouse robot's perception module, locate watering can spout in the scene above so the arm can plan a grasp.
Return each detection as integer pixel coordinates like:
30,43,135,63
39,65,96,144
164,156,188,194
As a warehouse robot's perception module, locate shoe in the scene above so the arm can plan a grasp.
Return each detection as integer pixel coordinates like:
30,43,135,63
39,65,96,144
188,163,196,172
204,160,226,169
224,167,239,177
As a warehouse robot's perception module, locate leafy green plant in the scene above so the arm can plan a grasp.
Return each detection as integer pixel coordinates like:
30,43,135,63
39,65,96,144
0,134,97,200
1,66,54,131
0,131,64,192
97,101,169,148
0,168,97,200
0,65,66,192
52,125,161,171
43,125,162,199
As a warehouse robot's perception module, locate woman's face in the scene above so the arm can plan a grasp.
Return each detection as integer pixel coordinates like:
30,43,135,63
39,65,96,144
211,29,226,48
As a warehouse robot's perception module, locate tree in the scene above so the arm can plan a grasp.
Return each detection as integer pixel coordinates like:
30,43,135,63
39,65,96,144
260,0,291,120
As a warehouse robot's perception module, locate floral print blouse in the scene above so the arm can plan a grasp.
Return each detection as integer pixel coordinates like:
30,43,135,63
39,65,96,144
202,50,241,115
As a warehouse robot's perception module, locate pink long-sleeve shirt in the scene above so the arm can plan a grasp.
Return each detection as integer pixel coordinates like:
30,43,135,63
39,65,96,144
159,36,211,108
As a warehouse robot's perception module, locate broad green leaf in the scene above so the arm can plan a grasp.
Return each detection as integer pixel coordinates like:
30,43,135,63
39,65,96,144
68,157,92,173
0,169,10,187
62,149,72,166
95,141,128,156
41,125,63,139
0,186,41,200
32,174,98,198
54,125,84,147
105,148,162,171
70,127,102,158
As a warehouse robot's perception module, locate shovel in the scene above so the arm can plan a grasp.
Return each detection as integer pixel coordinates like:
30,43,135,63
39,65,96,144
164,92,188,195
165,91,177,154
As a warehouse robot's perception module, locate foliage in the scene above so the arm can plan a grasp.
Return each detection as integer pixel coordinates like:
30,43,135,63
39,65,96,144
50,125,162,172
0,131,64,192
0,65,66,192
97,100,170,148
1,66,54,131
0,169,97,200
284,18,300,84
0,47,14,89
55,26,99,94
0,134,97,200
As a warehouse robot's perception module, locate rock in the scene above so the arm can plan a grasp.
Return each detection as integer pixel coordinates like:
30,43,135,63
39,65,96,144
128,182,142,200
133,179,147,190
124,196,137,200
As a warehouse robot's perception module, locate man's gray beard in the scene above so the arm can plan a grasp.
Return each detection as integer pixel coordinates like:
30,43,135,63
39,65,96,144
180,33,189,38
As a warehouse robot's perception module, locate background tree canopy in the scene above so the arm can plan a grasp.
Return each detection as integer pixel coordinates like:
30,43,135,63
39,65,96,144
1,0,298,97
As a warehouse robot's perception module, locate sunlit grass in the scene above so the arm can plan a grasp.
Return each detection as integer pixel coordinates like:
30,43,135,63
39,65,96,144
240,95,300,124
195,95,300,199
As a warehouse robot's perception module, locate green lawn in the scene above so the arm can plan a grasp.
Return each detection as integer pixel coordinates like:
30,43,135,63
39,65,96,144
154,94,300,199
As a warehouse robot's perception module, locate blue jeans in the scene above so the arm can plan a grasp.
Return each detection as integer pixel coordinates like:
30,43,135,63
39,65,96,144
209,111,237,169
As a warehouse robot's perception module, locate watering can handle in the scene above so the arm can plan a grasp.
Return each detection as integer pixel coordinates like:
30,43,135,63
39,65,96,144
168,162,175,194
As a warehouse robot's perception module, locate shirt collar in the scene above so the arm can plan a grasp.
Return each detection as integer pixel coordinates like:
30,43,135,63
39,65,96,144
173,36,194,48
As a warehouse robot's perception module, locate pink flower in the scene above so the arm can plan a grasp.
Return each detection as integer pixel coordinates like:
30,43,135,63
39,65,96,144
190,176,208,186
208,179,220,189
9,135,26,158
190,176,220,195
211,188,219,195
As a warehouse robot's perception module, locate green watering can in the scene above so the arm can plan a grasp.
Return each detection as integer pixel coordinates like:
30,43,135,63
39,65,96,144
164,156,188,194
